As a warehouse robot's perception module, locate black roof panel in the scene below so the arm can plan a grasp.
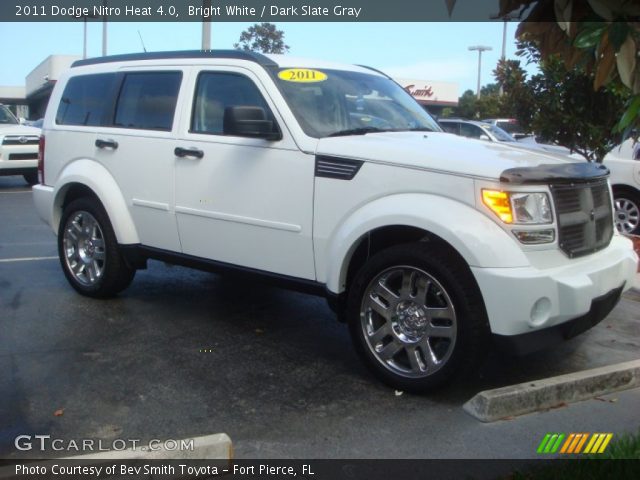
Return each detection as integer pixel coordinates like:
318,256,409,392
72,50,278,68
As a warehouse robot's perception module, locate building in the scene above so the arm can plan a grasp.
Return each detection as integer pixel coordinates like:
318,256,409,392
395,78,459,117
0,55,80,120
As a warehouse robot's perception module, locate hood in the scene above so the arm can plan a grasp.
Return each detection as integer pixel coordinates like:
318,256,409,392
0,124,40,136
316,131,581,180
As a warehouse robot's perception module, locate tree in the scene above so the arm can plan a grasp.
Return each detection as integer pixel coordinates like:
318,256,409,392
234,23,290,54
446,0,640,139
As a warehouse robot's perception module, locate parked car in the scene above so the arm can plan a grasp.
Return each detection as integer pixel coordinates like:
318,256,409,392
0,104,41,185
482,118,527,139
33,51,638,392
604,138,640,235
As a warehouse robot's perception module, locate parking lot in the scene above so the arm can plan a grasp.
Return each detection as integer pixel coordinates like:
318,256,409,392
1,174,639,460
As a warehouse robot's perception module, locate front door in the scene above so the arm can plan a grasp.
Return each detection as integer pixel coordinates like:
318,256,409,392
174,67,316,280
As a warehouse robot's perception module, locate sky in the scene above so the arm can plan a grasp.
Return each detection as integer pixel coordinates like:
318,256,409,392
0,21,538,94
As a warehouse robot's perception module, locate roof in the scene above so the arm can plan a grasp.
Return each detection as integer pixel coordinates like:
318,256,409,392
72,50,278,68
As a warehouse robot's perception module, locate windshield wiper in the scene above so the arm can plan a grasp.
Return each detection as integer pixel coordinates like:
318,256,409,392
327,127,389,137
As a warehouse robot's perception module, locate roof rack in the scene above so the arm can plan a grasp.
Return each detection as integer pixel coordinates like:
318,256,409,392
72,50,279,68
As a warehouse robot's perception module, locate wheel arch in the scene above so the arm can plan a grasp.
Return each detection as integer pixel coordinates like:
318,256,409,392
52,160,139,244
322,193,529,295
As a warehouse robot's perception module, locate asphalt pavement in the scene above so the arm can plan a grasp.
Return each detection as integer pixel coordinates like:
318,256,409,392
1,175,639,460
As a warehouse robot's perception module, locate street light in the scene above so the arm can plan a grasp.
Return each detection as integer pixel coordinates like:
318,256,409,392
468,45,492,99
202,0,212,50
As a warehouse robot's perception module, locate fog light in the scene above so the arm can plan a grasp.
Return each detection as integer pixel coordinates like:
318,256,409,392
530,297,551,326
513,229,555,244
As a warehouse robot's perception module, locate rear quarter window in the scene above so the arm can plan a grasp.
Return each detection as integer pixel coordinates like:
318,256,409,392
56,73,117,126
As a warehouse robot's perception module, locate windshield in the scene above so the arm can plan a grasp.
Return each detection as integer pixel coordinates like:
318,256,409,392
495,120,521,135
274,68,441,138
0,105,19,125
486,124,516,142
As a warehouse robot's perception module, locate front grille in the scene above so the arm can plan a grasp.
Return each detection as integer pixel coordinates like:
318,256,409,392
8,153,38,160
551,180,613,258
2,136,39,146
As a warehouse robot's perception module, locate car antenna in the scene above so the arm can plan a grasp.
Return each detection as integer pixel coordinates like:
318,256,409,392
137,30,147,52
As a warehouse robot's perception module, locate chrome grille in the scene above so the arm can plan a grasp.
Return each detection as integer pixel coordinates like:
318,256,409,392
551,180,613,258
2,136,39,146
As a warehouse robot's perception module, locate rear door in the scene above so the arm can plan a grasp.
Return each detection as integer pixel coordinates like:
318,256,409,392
93,68,186,251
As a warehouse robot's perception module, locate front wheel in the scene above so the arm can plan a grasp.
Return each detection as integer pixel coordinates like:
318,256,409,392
23,172,38,186
346,243,489,392
58,197,135,298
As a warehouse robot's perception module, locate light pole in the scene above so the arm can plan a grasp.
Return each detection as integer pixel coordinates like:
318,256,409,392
202,0,211,50
102,0,108,56
468,45,492,99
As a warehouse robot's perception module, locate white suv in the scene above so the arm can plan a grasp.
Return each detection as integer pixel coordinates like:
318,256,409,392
0,104,40,185
33,51,638,392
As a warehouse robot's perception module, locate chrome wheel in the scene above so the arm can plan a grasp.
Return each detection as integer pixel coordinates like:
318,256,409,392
360,266,457,379
614,197,640,234
62,210,106,286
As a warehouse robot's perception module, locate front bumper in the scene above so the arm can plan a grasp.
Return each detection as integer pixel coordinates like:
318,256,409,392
492,284,624,355
472,235,638,346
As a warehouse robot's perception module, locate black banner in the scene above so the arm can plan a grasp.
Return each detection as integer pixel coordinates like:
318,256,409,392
1,459,640,480
3,0,524,22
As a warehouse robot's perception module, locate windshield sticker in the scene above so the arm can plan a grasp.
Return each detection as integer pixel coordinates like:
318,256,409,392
278,69,328,83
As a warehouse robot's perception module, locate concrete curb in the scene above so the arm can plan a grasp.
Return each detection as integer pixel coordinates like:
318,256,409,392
463,359,640,423
0,434,232,480
62,433,233,461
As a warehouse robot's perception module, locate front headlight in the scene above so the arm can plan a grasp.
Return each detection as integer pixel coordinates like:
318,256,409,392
482,190,553,225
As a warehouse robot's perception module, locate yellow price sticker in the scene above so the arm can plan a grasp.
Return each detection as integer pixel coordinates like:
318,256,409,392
278,68,328,83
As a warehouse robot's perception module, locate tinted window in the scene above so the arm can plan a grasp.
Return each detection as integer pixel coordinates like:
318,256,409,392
460,123,484,139
114,72,181,131
56,73,116,126
439,122,459,135
191,72,276,135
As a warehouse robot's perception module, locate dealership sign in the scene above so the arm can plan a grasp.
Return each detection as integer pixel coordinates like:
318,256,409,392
396,78,459,106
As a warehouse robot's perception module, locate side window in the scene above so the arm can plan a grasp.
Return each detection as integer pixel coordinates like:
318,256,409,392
439,122,459,135
460,123,484,139
114,72,182,131
191,72,277,135
56,73,116,126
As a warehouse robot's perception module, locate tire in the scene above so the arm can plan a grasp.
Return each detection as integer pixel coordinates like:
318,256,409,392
346,242,490,392
23,172,38,186
613,188,640,235
58,197,135,298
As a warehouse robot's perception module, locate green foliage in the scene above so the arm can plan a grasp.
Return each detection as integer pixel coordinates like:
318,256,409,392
234,23,290,54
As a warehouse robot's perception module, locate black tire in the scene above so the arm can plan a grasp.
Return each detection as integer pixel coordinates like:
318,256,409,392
58,197,135,298
346,242,490,392
613,187,640,235
23,172,38,186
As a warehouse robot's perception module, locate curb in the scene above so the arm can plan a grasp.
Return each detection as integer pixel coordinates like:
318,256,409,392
62,433,233,461
463,359,640,423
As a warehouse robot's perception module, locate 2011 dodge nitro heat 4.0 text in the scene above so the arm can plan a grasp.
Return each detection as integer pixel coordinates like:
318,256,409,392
33,50,638,392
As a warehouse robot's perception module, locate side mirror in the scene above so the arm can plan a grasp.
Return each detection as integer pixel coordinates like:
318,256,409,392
479,134,490,141
223,106,281,140
19,117,26,125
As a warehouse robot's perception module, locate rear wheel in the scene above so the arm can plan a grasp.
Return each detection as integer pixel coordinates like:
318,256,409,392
613,188,640,235
347,243,489,392
58,197,135,298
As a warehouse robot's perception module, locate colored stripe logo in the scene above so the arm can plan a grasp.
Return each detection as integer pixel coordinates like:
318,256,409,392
537,433,613,454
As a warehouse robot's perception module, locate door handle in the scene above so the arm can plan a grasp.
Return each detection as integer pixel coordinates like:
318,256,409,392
175,147,204,159
95,138,118,149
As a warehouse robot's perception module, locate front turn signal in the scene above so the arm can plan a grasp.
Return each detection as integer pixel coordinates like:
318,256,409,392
482,189,513,224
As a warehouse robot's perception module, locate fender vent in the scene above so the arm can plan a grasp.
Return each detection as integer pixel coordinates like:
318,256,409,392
315,156,364,180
